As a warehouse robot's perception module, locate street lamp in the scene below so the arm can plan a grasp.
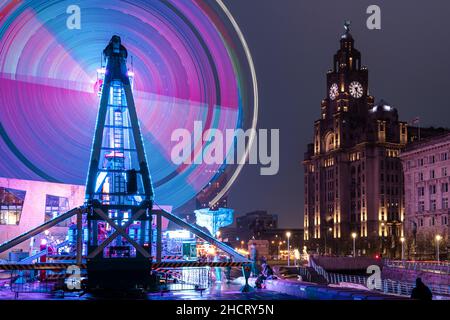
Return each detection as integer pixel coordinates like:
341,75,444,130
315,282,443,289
400,237,405,261
240,240,244,249
278,241,282,260
286,231,291,266
351,232,357,258
435,235,442,262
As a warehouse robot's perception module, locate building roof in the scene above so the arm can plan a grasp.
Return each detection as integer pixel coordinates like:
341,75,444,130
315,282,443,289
401,131,450,155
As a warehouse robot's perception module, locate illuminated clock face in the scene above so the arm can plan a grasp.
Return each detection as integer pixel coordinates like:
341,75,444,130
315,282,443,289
329,83,339,100
349,81,364,98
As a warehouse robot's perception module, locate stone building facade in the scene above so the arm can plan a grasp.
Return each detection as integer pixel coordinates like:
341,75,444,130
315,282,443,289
400,133,450,260
303,24,408,258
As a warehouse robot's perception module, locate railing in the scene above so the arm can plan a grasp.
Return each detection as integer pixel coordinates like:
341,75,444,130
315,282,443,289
309,257,450,298
296,267,312,282
384,259,450,274
9,270,66,299
328,272,368,286
328,272,450,297
18,240,71,264
157,267,211,291
309,257,329,282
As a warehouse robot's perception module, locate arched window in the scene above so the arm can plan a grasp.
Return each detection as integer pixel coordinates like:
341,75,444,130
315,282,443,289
325,132,335,152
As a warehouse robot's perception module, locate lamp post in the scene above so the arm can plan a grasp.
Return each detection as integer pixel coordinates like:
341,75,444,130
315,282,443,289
278,241,282,260
351,232,357,258
435,235,442,262
400,237,405,261
286,231,291,266
324,227,332,255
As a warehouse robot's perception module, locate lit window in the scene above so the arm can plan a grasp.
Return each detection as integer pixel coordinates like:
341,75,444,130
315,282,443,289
45,195,70,227
0,188,26,225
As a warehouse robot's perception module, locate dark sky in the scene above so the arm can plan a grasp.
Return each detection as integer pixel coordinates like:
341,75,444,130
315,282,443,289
223,0,450,228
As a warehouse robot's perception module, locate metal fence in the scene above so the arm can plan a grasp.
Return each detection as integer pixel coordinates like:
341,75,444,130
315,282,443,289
296,266,312,282
158,267,211,292
9,270,66,299
327,272,368,286
384,260,450,275
309,257,450,298
309,257,329,280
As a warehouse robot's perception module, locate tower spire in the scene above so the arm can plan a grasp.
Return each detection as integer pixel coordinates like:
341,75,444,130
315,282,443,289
341,19,353,40
344,20,351,33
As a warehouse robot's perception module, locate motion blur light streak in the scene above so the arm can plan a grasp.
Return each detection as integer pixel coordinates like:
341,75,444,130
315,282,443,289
0,0,257,208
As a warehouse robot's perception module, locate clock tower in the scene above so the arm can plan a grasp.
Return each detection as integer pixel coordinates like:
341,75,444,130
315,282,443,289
320,21,375,151
303,22,408,258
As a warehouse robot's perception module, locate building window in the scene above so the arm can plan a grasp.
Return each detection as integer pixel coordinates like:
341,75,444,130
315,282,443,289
442,182,449,193
430,170,435,179
442,167,448,177
45,195,70,227
429,185,436,195
418,158,424,167
418,201,425,213
442,198,448,210
430,199,436,212
417,187,424,197
419,172,424,181
0,188,26,225
441,153,448,161
442,216,448,225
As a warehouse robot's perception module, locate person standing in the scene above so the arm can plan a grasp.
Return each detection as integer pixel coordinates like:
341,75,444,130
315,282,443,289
411,278,433,300
225,256,232,283
213,253,222,283
250,243,258,277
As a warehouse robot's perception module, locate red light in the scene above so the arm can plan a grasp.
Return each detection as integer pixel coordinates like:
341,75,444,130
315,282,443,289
375,255,379,259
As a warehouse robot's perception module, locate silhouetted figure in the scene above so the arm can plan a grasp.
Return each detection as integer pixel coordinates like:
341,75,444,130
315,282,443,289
411,278,432,300
250,243,258,277
254,261,276,289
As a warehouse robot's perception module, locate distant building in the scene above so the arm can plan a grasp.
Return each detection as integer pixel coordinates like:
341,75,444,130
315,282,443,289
0,177,85,259
400,133,450,260
303,23,410,258
221,210,278,246
261,228,304,257
236,210,278,234
220,210,303,255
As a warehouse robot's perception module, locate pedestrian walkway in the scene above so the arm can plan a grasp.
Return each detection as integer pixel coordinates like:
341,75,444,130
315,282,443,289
0,282,299,300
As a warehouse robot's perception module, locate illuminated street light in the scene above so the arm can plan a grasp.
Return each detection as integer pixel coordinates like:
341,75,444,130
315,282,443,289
400,237,405,261
351,232,357,258
286,232,291,266
435,235,442,262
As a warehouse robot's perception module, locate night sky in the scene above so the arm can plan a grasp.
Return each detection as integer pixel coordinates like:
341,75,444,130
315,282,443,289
223,0,450,228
